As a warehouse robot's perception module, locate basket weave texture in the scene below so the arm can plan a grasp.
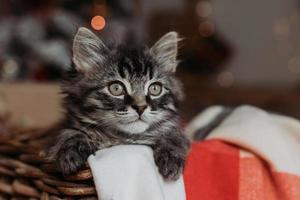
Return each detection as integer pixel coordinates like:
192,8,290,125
0,122,98,200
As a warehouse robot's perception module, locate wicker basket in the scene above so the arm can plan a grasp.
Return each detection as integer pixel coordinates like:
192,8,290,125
0,122,98,200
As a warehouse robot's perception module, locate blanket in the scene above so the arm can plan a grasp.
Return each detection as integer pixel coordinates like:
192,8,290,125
184,105,300,200
88,145,186,200
88,105,300,200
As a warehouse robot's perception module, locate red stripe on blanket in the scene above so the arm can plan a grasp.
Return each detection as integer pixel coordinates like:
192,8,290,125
240,156,300,200
184,140,239,200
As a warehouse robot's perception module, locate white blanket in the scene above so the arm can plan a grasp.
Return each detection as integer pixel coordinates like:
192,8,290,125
88,145,186,200
87,105,300,199
185,105,300,176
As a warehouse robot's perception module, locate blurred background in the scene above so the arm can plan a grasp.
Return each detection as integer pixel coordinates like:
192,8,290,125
1,0,300,127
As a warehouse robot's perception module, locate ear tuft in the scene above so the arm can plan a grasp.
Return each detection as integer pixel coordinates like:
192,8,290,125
150,32,181,73
72,27,108,72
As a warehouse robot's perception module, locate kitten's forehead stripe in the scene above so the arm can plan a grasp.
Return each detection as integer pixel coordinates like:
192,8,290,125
123,58,133,77
148,64,154,80
142,61,148,76
117,61,126,78
117,47,153,79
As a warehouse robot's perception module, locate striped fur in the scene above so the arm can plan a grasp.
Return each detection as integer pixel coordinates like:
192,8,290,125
47,27,190,181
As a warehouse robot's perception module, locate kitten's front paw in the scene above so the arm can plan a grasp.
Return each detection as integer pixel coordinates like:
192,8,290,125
56,143,92,176
57,149,86,175
154,149,185,181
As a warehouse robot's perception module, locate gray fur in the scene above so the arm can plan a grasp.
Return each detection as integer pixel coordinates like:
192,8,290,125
150,32,181,73
73,27,108,72
46,28,190,181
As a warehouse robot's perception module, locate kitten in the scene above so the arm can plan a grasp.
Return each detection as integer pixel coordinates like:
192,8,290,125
46,27,190,181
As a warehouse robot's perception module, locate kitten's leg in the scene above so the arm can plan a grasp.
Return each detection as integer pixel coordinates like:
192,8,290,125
46,129,96,175
152,129,190,181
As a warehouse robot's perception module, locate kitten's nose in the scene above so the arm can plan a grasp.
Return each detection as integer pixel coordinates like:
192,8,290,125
132,105,147,115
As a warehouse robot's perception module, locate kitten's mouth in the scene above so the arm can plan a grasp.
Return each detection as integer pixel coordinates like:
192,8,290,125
133,118,145,123
128,117,146,124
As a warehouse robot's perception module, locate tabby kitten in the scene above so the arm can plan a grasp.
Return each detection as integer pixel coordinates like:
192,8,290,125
47,27,190,181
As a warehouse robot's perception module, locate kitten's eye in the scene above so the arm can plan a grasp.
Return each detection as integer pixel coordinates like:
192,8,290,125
108,82,125,96
148,83,162,96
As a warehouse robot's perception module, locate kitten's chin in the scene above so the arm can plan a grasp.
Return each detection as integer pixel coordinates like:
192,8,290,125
117,120,149,134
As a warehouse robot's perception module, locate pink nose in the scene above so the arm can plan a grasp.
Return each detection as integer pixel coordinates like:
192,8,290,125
132,105,147,115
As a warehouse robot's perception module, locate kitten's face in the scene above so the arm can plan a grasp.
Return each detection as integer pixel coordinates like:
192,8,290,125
65,28,183,134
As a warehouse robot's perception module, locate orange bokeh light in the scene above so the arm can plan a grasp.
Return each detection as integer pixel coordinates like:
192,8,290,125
91,15,106,31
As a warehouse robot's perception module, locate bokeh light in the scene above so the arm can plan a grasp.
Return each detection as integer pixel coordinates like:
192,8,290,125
91,15,106,31
196,1,213,18
2,59,19,80
198,21,215,37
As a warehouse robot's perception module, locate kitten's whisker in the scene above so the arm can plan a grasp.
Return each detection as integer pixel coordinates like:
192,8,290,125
116,112,129,116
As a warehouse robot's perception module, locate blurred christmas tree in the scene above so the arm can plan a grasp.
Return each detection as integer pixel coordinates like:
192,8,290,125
0,0,232,82
0,0,94,81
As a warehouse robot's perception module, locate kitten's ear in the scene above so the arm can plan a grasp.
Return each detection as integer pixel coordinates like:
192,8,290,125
150,32,181,73
72,27,108,72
